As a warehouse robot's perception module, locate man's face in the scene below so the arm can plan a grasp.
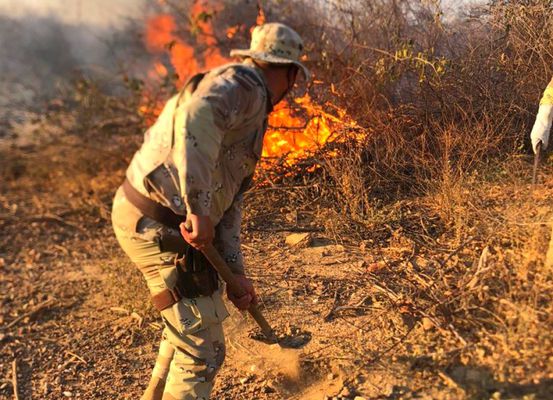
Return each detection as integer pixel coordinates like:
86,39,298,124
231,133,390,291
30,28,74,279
273,65,300,105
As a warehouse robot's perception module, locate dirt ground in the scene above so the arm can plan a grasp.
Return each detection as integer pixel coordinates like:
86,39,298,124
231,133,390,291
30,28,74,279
1,113,553,400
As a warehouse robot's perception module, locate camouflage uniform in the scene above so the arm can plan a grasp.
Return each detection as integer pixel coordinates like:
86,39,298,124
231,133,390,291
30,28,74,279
112,61,272,399
111,22,309,400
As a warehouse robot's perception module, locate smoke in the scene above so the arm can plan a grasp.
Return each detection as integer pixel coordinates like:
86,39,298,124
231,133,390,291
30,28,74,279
0,0,151,125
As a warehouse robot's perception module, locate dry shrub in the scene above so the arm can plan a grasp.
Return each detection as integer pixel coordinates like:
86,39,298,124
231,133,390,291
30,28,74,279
261,0,551,225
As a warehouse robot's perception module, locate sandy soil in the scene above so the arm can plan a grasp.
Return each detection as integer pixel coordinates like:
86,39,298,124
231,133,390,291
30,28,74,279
1,114,553,400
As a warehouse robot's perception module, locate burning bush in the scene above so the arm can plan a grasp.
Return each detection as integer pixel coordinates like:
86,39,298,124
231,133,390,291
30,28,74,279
129,0,552,228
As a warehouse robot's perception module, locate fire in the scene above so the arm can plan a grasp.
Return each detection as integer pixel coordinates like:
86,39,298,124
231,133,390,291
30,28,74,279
144,14,174,53
226,23,248,40
142,1,228,86
140,1,360,164
263,94,360,162
256,1,266,26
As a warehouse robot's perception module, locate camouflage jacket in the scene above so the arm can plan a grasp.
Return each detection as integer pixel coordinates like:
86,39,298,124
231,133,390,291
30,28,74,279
114,61,272,274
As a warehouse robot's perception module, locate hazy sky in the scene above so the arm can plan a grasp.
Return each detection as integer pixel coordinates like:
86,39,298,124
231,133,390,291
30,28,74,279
0,0,482,28
0,0,147,28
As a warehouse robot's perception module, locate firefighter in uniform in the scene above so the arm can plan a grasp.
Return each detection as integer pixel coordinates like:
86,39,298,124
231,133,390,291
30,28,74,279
111,23,310,400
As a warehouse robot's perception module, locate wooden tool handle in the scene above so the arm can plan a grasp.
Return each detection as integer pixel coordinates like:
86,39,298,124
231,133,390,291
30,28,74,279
533,140,543,185
202,243,277,342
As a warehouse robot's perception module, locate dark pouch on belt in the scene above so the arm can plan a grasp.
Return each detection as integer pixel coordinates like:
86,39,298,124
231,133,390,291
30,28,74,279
175,247,219,297
157,233,219,299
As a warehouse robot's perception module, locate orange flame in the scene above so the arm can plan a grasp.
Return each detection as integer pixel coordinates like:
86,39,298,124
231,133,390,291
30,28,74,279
256,2,266,26
226,25,241,39
140,1,360,164
263,94,360,162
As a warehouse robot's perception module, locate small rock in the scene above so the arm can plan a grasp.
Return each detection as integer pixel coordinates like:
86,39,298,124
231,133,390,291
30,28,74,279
262,383,275,393
327,372,335,380
354,397,367,400
285,233,311,247
367,262,386,273
239,376,252,384
63,391,73,397
422,317,434,331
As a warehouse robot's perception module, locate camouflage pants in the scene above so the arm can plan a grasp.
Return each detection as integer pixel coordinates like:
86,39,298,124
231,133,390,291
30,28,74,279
113,223,229,400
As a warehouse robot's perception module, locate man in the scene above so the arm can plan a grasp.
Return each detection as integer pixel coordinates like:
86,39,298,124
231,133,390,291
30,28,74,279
111,23,309,400
530,77,553,154
531,77,553,268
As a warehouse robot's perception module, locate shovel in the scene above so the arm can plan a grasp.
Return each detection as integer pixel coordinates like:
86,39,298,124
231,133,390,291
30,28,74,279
200,242,279,343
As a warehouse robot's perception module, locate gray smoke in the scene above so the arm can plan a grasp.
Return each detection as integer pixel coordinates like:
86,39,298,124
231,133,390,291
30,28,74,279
0,0,155,132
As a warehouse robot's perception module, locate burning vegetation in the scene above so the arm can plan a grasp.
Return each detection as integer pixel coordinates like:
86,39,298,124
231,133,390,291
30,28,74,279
139,0,361,165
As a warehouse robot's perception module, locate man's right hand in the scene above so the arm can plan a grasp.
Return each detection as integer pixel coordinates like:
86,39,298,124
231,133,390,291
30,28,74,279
227,274,257,310
180,214,214,250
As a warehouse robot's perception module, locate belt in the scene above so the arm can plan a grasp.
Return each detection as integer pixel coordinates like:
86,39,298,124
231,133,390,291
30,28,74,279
122,178,184,230
151,287,183,312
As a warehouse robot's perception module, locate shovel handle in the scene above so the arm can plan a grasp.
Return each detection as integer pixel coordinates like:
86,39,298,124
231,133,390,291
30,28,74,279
201,243,277,341
533,141,543,185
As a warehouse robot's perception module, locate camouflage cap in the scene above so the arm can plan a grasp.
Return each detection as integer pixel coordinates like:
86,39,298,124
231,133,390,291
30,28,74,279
230,23,310,81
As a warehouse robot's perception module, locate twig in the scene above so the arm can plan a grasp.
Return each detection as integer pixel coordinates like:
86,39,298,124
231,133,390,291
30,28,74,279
12,359,20,400
439,236,474,267
240,243,258,252
131,312,144,328
5,299,55,330
232,340,257,357
248,226,324,233
59,355,78,371
447,323,468,346
148,322,163,330
332,295,371,314
437,370,460,389
65,351,87,365
301,342,337,358
0,213,87,235
323,290,340,321
466,246,490,290
109,307,130,315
